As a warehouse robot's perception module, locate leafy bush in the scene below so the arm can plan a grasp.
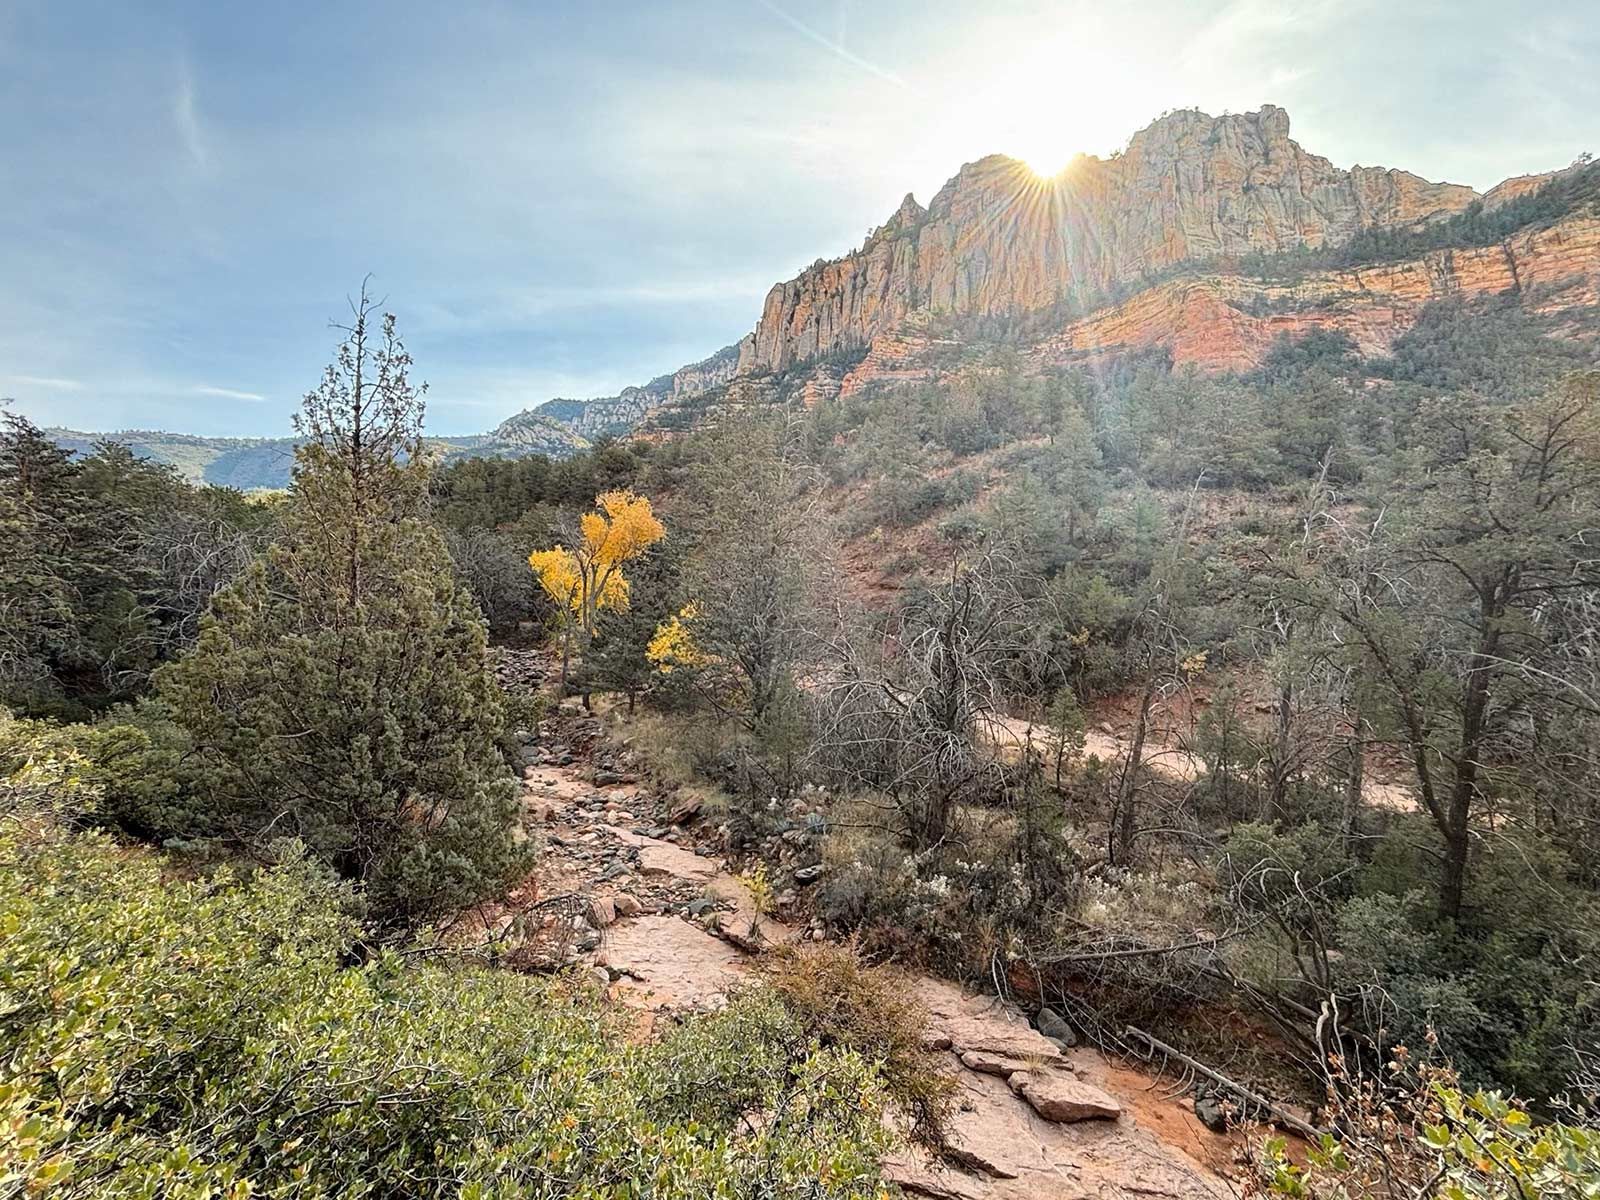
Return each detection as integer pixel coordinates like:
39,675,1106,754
0,811,899,1198
1252,1049,1600,1200
758,941,955,1146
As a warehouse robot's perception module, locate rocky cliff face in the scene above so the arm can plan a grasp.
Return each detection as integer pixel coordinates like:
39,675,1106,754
497,343,743,445
1029,211,1600,372
509,106,1593,451
737,106,1479,375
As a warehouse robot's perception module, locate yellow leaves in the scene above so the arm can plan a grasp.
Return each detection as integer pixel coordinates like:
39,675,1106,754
647,603,705,674
1179,649,1208,678
529,491,664,638
581,490,665,568
528,548,581,611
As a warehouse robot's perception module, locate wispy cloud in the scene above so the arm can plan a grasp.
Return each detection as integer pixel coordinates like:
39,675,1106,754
193,385,266,402
9,375,85,391
173,57,209,169
752,0,907,88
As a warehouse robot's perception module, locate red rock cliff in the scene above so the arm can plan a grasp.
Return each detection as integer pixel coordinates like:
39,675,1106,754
737,106,1478,375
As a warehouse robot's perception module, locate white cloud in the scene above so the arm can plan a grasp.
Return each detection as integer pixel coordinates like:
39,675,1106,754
192,385,266,402
174,58,208,169
8,375,84,391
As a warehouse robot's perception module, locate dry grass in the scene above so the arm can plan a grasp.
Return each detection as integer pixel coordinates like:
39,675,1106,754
759,940,956,1148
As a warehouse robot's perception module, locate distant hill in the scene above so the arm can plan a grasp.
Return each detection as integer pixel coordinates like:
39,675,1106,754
43,427,585,491
45,430,304,490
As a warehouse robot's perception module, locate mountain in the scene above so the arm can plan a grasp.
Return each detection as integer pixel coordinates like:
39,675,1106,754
500,105,1597,442
49,106,1600,482
45,430,305,490
737,105,1476,373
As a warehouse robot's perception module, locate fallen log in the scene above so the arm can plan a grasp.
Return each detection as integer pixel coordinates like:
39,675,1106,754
1124,1025,1324,1140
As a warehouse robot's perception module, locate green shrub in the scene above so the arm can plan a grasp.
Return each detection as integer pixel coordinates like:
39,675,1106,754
1253,1051,1600,1199
0,812,898,1198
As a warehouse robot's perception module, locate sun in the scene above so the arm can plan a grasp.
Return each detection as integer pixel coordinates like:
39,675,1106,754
1021,155,1072,179
1016,142,1084,180
1004,115,1086,178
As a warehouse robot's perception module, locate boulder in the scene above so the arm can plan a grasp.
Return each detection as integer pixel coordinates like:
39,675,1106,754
587,896,617,928
1008,1069,1122,1123
957,1049,1038,1078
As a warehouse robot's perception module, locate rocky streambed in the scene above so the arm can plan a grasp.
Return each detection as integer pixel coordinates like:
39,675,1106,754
492,715,1238,1200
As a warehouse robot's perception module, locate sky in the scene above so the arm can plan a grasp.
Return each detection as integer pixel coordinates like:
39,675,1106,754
2,0,1596,438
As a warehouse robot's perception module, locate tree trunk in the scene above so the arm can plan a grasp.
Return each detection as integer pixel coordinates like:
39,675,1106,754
1340,709,1364,849
1266,679,1293,822
1112,679,1156,867
1437,588,1504,922
558,622,572,695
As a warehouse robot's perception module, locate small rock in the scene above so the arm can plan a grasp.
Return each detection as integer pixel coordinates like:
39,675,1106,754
668,796,702,825
588,896,617,928
1036,1006,1077,1047
1194,1089,1230,1133
587,965,611,990
958,1049,1036,1078
613,893,643,918
687,897,717,918
793,864,824,885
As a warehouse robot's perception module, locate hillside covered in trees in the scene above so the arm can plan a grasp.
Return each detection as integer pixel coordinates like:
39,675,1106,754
7,249,1600,1195
6,95,1600,1199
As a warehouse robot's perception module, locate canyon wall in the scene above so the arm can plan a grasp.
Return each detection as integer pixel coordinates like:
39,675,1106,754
737,106,1479,375
501,106,1593,448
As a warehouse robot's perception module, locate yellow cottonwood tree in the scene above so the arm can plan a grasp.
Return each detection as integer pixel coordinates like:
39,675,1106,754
646,602,706,674
530,489,664,691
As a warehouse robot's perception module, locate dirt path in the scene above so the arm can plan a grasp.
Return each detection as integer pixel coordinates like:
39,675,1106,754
500,717,1239,1200
984,712,1417,813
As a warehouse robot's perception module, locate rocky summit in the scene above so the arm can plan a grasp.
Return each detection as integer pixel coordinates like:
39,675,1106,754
488,104,1594,449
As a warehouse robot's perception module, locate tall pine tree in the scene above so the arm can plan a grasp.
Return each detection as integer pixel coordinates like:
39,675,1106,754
159,289,530,928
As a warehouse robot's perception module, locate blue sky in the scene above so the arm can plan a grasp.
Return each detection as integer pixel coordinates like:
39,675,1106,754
3,0,1595,437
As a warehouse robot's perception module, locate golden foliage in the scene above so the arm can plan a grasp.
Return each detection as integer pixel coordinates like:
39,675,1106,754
528,547,582,610
646,602,706,674
529,490,664,637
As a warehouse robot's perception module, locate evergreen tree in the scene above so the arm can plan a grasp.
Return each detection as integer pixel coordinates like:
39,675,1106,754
158,289,529,927
0,412,85,712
